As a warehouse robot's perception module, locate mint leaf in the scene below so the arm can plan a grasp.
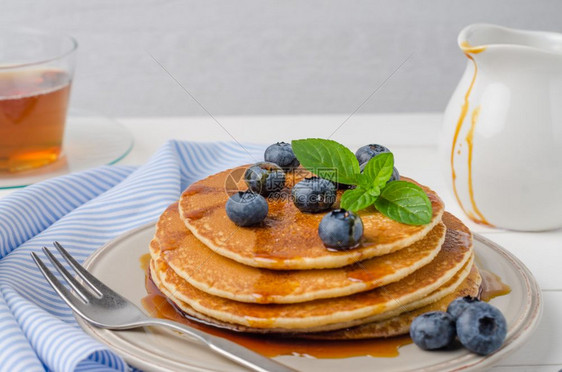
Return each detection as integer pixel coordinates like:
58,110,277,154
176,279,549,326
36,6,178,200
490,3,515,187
363,152,394,190
292,139,359,185
355,173,373,189
340,187,378,211
374,181,432,225
367,186,381,197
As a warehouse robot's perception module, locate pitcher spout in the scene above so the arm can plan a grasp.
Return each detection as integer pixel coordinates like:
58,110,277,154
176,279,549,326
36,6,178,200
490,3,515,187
458,23,562,57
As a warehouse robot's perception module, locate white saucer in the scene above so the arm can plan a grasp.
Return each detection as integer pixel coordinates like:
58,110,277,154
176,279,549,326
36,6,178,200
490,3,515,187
0,108,133,189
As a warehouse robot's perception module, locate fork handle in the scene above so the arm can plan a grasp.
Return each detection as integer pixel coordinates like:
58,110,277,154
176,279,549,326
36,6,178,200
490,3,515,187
146,318,297,372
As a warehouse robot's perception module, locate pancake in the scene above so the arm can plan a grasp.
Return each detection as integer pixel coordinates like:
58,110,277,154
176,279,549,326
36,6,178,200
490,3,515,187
304,264,482,339
152,203,446,304
150,256,475,335
179,166,445,269
150,212,472,331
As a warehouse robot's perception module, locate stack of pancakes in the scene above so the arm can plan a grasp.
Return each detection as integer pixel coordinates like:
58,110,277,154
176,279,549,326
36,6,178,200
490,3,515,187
148,166,481,339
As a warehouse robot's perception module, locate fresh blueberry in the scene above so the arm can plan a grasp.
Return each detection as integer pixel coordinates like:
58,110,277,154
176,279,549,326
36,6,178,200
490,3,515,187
244,162,286,196
355,144,390,164
456,301,507,355
264,142,300,170
292,177,336,213
447,296,480,320
318,209,363,250
410,311,457,350
226,191,268,226
359,162,400,184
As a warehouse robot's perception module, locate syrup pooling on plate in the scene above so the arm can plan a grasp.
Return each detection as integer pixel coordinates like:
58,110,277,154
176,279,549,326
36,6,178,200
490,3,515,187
139,253,151,271
138,254,412,358
479,269,511,302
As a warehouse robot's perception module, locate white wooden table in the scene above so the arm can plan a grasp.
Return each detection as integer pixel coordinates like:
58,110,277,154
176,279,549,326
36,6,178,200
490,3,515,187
1,113,560,371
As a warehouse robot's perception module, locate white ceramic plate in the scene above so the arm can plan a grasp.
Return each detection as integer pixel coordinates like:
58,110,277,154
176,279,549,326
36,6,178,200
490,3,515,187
79,223,542,372
0,108,133,189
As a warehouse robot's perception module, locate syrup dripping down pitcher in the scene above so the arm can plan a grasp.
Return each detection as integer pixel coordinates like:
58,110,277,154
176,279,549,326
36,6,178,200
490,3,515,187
440,24,562,231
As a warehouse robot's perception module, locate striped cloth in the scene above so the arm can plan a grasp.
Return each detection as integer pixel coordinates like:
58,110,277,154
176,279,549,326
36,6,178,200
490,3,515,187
0,140,265,372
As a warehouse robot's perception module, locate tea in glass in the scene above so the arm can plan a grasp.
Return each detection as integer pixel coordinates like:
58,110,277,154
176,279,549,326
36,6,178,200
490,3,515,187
0,69,71,171
0,29,76,172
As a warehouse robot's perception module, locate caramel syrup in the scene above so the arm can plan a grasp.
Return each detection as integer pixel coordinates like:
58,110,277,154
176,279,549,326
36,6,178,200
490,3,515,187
465,106,490,225
479,269,511,302
450,41,493,226
460,41,487,54
139,252,151,271
138,254,411,358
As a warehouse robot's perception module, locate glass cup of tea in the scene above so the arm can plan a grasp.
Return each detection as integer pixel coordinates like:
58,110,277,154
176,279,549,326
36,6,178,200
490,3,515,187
0,29,77,173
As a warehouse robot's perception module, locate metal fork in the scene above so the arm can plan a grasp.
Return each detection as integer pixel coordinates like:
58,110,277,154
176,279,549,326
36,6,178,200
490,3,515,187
31,242,295,372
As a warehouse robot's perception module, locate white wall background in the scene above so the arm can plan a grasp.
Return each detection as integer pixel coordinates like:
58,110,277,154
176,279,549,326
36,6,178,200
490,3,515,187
2,0,562,117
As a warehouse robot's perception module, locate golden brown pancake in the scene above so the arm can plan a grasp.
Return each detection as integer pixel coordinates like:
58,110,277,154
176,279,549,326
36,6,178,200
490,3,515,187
179,166,445,269
150,257,475,335
304,265,482,339
152,203,446,304
150,212,472,331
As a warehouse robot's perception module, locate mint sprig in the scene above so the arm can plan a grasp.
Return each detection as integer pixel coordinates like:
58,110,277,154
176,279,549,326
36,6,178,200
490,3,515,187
291,138,432,226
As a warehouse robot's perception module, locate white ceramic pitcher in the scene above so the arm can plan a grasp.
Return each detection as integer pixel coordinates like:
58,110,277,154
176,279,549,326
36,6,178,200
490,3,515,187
440,24,562,231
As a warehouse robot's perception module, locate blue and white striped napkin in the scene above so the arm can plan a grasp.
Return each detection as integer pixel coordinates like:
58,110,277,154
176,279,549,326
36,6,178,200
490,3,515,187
0,140,265,372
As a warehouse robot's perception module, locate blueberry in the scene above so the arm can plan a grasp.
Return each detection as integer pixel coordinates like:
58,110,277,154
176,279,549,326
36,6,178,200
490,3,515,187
456,302,507,355
244,162,286,196
447,296,480,320
318,209,363,250
226,191,268,226
292,177,336,213
410,311,457,350
264,142,300,170
355,144,390,164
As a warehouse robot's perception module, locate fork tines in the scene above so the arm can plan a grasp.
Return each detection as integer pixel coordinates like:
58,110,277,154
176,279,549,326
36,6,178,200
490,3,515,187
31,242,106,309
